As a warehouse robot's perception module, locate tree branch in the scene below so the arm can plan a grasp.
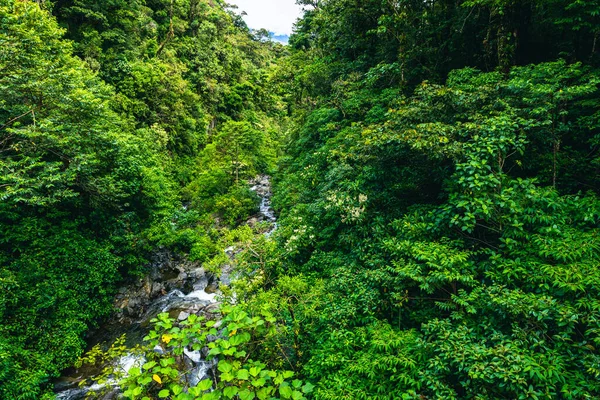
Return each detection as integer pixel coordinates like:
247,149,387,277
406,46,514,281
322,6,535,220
0,109,33,131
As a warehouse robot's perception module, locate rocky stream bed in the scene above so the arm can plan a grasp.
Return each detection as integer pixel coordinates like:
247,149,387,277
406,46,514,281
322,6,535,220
54,176,276,400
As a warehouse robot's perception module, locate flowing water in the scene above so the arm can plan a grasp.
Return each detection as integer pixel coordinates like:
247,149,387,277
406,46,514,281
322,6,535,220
55,176,276,399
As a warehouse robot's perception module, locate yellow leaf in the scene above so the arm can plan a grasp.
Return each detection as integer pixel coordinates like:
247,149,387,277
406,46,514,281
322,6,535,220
153,374,162,384
162,334,173,344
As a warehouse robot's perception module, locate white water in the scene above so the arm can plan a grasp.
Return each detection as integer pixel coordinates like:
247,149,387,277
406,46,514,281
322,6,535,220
185,290,217,302
55,355,143,400
250,175,278,226
118,354,145,374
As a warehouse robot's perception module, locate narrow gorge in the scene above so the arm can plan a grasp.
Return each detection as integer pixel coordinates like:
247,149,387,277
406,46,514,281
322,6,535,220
56,176,278,400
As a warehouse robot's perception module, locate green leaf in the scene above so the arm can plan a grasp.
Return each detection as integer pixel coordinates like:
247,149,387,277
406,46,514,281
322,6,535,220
279,383,293,399
251,378,266,387
283,371,294,379
218,361,233,373
161,357,176,367
221,371,235,382
198,379,213,391
171,385,183,395
139,376,152,385
143,361,157,370
292,390,304,400
256,388,270,400
302,383,315,394
223,386,238,399
235,350,248,359
208,347,222,356
158,389,170,398
237,369,250,380
239,389,256,400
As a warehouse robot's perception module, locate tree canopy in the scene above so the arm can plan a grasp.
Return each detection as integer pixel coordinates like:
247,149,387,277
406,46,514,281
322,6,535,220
1,0,600,398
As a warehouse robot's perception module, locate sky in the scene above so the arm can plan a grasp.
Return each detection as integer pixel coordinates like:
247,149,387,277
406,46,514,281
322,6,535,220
227,0,304,36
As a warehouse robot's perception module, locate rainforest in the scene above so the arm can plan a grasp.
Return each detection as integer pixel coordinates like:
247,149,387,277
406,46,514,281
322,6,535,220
1,0,599,399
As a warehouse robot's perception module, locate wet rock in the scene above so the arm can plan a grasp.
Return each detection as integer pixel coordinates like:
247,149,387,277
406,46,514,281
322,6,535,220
56,388,88,400
189,267,207,279
247,216,260,227
178,311,190,321
98,389,120,400
151,282,164,297
184,348,203,363
204,303,221,315
143,276,152,295
54,378,82,393
189,359,217,387
204,283,218,294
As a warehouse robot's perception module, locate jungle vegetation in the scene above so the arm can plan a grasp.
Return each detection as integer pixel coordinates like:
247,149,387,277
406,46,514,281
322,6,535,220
1,0,599,399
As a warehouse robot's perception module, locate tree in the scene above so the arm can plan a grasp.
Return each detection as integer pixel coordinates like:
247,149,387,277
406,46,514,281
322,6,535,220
0,1,172,396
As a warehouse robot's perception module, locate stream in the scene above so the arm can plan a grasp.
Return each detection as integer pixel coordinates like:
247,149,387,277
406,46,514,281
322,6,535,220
54,176,276,400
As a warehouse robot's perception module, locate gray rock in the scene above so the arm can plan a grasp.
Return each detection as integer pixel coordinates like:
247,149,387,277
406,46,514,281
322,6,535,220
204,303,221,315
178,311,190,321
151,282,164,297
212,320,223,329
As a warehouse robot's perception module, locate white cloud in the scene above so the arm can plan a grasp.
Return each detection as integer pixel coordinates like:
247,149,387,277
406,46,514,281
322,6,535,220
227,0,304,35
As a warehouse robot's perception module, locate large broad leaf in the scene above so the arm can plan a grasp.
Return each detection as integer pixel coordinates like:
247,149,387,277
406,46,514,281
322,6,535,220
223,386,238,399
279,383,293,399
197,379,213,391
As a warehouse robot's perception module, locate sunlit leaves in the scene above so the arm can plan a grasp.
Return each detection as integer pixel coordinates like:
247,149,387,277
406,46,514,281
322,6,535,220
82,310,312,400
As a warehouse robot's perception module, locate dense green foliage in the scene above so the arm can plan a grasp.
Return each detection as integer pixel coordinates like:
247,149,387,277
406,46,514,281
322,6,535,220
80,309,314,400
0,2,173,396
0,0,283,397
256,0,600,398
2,0,600,398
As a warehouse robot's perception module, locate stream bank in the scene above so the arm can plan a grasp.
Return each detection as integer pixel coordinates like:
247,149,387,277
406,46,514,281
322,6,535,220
55,175,277,399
